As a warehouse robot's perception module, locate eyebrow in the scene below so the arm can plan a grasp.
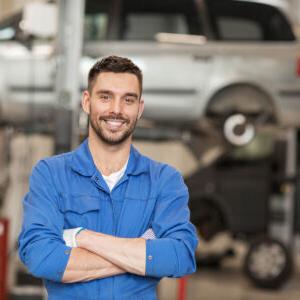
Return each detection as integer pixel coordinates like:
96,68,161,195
95,89,113,96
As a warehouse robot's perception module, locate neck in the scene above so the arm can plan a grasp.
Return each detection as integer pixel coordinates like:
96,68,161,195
88,131,131,176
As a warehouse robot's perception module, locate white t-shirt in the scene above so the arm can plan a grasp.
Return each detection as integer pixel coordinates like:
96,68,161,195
102,160,128,191
101,159,156,239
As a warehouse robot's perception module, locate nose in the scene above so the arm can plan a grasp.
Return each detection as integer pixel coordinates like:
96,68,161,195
110,98,123,114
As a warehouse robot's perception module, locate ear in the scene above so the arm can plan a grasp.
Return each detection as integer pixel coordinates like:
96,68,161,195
81,90,91,115
137,98,145,119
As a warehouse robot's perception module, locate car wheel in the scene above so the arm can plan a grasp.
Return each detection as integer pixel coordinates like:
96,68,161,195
190,199,227,241
223,113,255,146
206,84,277,146
244,237,293,289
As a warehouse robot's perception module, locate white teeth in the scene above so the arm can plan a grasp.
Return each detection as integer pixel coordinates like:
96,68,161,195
106,120,123,125
104,120,124,129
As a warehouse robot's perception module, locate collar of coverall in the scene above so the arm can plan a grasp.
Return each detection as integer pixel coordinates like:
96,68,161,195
69,138,148,177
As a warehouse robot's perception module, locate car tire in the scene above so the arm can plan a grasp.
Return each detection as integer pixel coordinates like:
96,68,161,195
244,237,293,289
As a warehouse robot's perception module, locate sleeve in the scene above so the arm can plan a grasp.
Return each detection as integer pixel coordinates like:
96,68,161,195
145,166,199,278
18,160,71,282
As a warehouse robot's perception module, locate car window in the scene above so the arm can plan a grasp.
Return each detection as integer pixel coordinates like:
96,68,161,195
84,12,191,41
0,11,22,42
217,17,263,41
84,0,295,42
84,0,203,41
205,0,295,41
0,27,15,40
84,14,109,41
122,13,189,40
0,0,295,43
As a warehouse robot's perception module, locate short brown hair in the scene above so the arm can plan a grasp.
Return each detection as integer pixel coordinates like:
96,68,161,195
87,55,143,96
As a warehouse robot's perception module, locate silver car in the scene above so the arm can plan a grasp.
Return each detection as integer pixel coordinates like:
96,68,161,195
1,0,300,145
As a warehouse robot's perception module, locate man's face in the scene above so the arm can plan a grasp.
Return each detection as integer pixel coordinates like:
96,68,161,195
82,72,144,145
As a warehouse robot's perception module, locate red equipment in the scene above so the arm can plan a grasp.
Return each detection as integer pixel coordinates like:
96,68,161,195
0,218,9,300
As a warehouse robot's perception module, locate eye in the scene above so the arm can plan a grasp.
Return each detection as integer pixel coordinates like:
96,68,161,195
99,94,110,101
124,97,136,104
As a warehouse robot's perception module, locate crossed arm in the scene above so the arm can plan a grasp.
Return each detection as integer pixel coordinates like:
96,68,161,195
19,161,198,283
62,230,146,283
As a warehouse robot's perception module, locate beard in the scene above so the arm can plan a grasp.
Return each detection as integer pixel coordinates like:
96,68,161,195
89,110,138,145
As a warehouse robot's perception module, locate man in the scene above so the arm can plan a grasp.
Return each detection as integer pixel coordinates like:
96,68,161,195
18,55,198,299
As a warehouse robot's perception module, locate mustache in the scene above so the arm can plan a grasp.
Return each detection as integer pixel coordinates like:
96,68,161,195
99,114,129,123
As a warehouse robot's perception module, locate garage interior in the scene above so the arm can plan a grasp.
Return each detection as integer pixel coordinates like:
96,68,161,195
1,0,300,299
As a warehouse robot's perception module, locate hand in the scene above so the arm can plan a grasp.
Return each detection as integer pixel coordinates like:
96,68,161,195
63,227,85,247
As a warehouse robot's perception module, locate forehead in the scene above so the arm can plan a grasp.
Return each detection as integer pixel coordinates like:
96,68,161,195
92,72,140,95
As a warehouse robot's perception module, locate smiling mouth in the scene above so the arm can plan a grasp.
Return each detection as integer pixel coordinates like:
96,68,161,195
103,119,127,131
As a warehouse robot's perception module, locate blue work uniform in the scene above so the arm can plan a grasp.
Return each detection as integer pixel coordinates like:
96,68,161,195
18,139,198,300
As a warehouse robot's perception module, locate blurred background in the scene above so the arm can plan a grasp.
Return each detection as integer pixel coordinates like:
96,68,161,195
0,0,300,299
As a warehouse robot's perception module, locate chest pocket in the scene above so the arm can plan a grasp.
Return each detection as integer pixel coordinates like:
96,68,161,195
59,194,101,231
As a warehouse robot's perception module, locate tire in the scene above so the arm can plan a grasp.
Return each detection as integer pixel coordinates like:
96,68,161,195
244,237,293,289
190,199,227,241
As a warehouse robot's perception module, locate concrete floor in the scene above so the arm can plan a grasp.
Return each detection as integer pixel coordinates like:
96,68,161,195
158,244,300,300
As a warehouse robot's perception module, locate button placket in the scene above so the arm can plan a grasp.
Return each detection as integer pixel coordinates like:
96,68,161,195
93,174,109,193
